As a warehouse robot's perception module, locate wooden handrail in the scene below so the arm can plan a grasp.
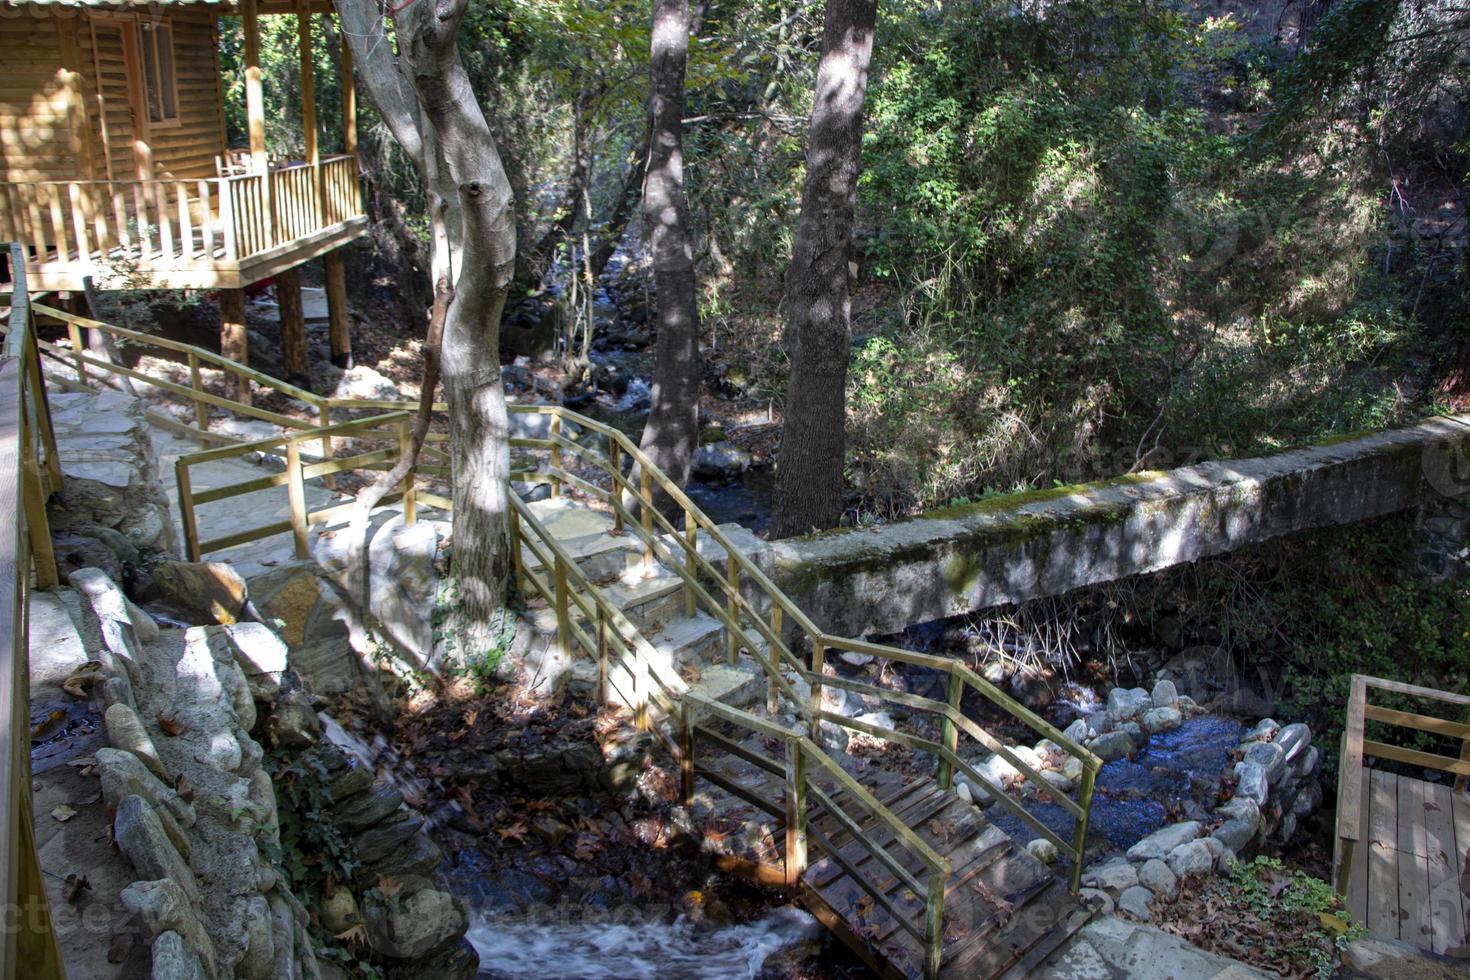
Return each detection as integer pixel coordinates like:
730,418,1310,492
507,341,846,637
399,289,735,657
1,244,64,977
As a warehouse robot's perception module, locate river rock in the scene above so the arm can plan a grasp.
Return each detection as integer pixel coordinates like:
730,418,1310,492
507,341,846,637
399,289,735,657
364,881,467,960
1276,722,1311,762
114,796,200,901
104,702,170,780
1211,818,1257,852
1026,838,1058,865
1107,687,1151,721
1081,857,1138,892
1063,718,1088,743
978,752,1020,787
216,623,289,700
335,786,404,834
321,885,361,935
1166,840,1215,877
120,879,216,968
269,688,323,749
692,441,753,480
1090,730,1136,762
1141,705,1182,733
1235,761,1270,805
354,816,425,867
96,747,195,827
1138,858,1178,898
1120,721,1148,748
1292,780,1323,817
1117,885,1154,921
1126,821,1201,862
148,560,248,625
1242,740,1287,784
1079,888,1115,915
1151,679,1178,707
1242,718,1280,743
368,831,444,881
149,931,208,980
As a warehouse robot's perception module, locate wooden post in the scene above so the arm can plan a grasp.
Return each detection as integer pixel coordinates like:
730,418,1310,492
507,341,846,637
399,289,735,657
65,319,86,386
608,440,624,534
553,554,571,660
1070,765,1096,894
809,639,825,742
318,402,334,489
725,554,739,664
784,738,807,887
20,419,57,590
639,466,654,575
923,872,945,980
242,0,272,240
937,669,962,791
285,437,309,559
275,268,309,386
338,15,357,156
323,251,353,368
550,414,563,497
768,604,783,716
507,505,525,597
187,352,209,440
218,288,250,406
296,3,322,225
175,460,202,562
396,415,416,526
683,507,697,617
679,698,695,806
596,607,609,706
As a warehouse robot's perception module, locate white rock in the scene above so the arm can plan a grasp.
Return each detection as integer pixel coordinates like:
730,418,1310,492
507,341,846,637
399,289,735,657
1151,679,1178,707
1126,821,1202,862
1140,705,1182,733
1081,858,1138,892
1166,840,1215,877
1117,885,1154,920
1026,838,1059,865
1079,887,1114,915
1137,858,1178,898
1107,687,1151,721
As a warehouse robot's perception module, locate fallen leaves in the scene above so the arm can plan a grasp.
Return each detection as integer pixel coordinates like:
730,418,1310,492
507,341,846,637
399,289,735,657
155,711,187,737
31,710,66,738
497,821,529,844
334,923,367,946
61,873,90,903
173,774,194,803
62,661,106,699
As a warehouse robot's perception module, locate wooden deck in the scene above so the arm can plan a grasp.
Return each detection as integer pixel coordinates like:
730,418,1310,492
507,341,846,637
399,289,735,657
1341,768,1470,957
693,722,1090,979
1334,674,1470,962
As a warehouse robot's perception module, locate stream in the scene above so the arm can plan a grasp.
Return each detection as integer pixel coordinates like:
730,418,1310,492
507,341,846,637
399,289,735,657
466,907,822,979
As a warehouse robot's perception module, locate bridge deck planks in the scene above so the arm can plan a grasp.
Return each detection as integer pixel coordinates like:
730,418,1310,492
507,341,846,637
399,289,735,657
1343,766,1469,956
690,723,1088,979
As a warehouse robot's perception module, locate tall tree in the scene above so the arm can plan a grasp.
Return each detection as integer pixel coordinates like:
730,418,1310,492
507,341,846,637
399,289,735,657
634,0,701,506
333,0,517,656
771,0,877,538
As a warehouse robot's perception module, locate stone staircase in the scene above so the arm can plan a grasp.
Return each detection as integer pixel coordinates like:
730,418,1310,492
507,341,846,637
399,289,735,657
515,496,774,717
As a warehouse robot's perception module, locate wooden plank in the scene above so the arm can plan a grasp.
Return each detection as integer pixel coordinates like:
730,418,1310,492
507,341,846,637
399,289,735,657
1364,739,1470,777
1347,761,1371,926
1365,704,1470,740
1397,774,1432,948
1421,779,1464,954
1367,769,1400,940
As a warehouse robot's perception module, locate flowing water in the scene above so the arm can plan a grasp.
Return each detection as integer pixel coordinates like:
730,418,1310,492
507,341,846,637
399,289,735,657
467,906,822,979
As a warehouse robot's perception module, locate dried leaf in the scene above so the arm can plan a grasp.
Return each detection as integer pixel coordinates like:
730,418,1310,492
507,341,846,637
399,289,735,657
497,821,528,844
62,873,90,903
173,774,195,803
155,711,186,737
334,923,367,946
32,709,66,737
50,804,77,822
376,875,404,899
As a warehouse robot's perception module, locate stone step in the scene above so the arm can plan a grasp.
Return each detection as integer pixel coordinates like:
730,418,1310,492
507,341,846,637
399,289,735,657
518,498,640,582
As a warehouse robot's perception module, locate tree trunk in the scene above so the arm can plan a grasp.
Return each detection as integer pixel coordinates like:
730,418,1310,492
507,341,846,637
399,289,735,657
335,0,517,658
771,0,876,539
635,0,701,509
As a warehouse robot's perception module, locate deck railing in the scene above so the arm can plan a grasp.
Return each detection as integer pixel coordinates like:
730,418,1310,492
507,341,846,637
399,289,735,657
17,297,1100,979
0,244,64,977
1332,673,1470,896
0,155,361,271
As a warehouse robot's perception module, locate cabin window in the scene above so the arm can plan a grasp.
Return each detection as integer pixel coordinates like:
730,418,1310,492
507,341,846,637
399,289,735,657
138,20,178,125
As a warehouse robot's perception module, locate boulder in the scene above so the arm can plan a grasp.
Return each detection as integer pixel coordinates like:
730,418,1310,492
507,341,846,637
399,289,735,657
1062,718,1088,743
1291,780,1323,817
119,879,215,968
1106,687,1151,722
1126,821,1202,863
1117,885,1154,921
1079,888,1115,916
96,747,195,827
1089,730,1136,763
1211,818,1256,852
1026,838,1058,865
1081,858,1138,892
1165,840,1215,877
1242,740,1287,784
216,623,289,701
1137,858,1178,898
1276,722,1311,763
364,881,467,960
1151,679,1178,707
268,689,322,750
114,796,200,901
104,702,169,780
1243,718,1280,743
1234,761,1270,805
1120,721,1149,748
1140,705,1182,733
692,442,753,481
335,786,405,834
149,931,208,980
147,560,248,625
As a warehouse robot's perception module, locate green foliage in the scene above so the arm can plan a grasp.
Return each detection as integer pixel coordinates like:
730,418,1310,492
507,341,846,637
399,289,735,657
1224,856,1364,977
267,747,362,888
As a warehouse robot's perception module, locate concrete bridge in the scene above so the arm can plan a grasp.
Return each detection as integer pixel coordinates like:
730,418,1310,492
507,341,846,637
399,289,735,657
770,416,1470,637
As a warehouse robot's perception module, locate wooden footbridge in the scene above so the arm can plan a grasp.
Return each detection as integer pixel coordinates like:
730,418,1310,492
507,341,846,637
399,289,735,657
4,256,1106,977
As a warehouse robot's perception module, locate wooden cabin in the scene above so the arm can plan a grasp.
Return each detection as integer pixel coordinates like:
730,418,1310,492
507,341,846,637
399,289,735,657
0,0,366,382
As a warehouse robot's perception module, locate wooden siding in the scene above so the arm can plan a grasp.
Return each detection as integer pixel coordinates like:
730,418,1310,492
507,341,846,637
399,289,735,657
0,8,226,183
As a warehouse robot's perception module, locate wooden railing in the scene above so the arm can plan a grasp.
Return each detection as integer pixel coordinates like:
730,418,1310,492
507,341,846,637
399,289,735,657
0,155,361,269
1332,673,1470,895
17,298,1100,979
0,245,64,977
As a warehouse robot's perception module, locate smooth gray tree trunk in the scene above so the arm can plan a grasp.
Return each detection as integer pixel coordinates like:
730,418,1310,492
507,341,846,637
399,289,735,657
334,0,516,660
771,0,877,538
634,0,701,511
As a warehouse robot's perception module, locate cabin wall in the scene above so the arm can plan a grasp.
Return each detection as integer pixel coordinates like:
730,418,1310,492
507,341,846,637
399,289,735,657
0,7,226,183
